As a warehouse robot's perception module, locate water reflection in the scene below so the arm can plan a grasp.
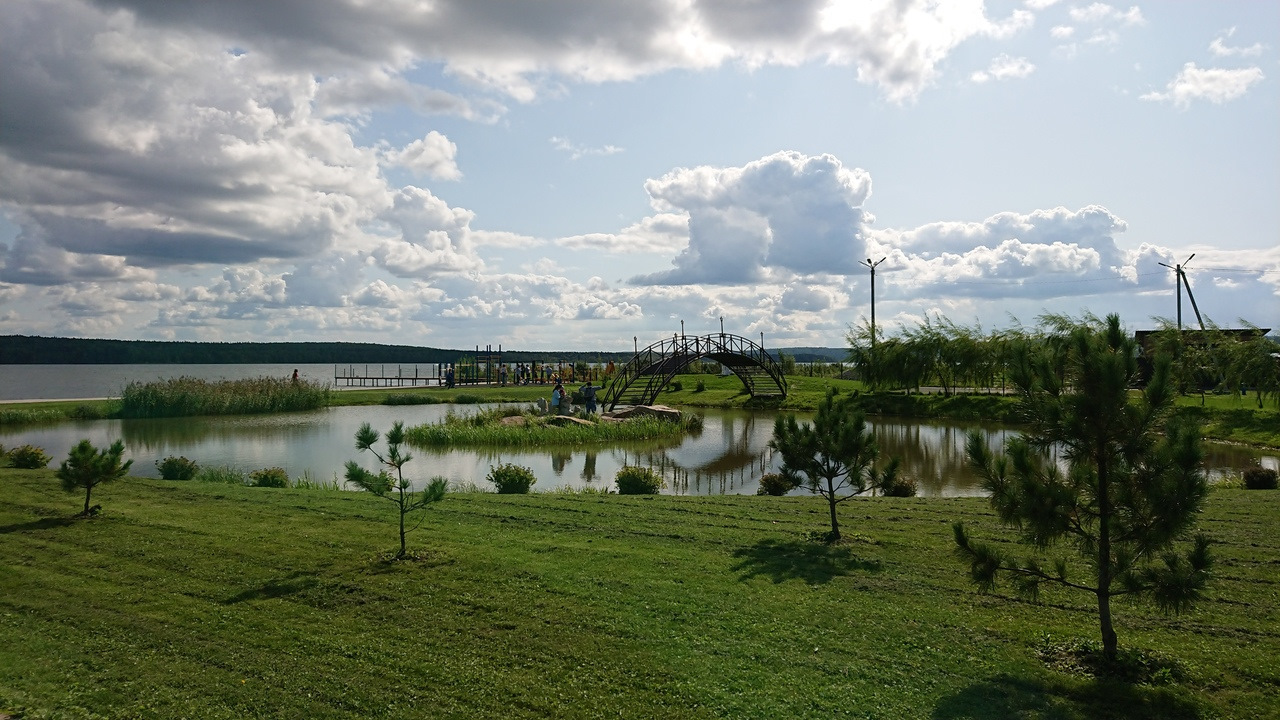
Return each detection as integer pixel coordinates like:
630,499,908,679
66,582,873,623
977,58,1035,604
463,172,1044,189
1,405,1274,497
872,420,1017,496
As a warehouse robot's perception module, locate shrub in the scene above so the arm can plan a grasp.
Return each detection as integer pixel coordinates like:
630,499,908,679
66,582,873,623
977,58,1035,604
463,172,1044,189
9,444,52,469
156,455,199,481
1243,466,1278,490
670,380,683,392
615,465,664,495
695,379,707,392
68,404,107,420
756,472,797,496
453,393,485,404
250,467,290,488
488,463,537,494
879,476,918,497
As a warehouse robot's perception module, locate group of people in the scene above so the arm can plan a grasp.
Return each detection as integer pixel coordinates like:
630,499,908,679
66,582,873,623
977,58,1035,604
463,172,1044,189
550,378,599,415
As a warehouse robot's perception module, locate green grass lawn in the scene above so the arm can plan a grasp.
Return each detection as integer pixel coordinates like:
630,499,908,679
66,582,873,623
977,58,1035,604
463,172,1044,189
2,468,1277,719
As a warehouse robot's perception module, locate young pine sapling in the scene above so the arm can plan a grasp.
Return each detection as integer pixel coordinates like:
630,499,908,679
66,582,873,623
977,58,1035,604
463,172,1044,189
344,421,447,559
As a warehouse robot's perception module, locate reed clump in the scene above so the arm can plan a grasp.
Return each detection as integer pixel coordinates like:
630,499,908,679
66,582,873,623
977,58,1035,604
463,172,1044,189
119,376,330,418
405,406,701,448
0,408,64,426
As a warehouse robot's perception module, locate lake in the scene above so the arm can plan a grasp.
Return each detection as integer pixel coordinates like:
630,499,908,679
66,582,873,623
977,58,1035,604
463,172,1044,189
1,365,1274,496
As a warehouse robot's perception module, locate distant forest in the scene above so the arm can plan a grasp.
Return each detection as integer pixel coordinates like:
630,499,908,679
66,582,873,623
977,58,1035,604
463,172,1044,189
0,335,850,366
0,335,634,365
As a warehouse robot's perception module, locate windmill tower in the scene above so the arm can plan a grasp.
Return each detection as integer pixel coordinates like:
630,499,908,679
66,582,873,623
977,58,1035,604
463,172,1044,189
1158,254,1205,331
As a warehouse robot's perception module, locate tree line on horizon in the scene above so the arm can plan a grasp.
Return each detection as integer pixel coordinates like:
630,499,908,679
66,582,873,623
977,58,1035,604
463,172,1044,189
0,335,636,366
0,334,850,367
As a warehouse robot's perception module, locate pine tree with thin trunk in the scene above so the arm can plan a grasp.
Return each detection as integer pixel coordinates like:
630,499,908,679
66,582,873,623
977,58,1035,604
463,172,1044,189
770,388,901,540
345,421,447,559
56,439,132,516
953,314,1212,662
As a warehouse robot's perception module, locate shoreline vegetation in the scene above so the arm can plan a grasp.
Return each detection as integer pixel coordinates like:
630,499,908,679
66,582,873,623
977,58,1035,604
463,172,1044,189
1,372,1276,448
1,468,1276,718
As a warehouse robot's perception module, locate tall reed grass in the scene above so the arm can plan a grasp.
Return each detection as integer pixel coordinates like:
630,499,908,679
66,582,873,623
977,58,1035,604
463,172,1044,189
119,376,330,418
0,408,63,426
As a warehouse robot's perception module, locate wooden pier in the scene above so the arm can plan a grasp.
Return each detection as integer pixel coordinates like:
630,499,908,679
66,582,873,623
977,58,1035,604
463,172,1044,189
333,364,443,388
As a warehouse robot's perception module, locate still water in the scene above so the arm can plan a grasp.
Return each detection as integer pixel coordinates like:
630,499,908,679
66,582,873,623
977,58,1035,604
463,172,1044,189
2,404,1273,497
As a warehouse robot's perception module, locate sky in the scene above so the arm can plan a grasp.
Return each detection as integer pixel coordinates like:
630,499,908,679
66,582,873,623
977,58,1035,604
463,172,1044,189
1,0,1277,353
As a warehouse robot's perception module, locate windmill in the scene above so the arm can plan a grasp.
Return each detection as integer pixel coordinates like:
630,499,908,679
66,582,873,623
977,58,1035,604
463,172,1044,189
1158,254,1205,331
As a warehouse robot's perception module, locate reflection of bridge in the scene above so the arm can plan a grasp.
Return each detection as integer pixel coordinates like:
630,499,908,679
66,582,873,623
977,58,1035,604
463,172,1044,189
601,333,788,410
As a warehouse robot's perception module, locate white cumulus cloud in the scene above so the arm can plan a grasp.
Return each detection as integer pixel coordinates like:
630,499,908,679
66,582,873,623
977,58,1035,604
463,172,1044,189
971,54,1036,83
1209,28,1265,58
632,151,872,285
386,132,461,180
1141,63,1265,109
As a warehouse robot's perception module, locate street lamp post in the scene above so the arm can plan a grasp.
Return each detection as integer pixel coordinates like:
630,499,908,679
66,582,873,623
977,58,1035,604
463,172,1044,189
859,257,886,385
859,257,887,346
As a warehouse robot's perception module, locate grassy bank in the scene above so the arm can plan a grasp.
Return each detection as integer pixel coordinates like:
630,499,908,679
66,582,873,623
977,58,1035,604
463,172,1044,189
1,468,1277,719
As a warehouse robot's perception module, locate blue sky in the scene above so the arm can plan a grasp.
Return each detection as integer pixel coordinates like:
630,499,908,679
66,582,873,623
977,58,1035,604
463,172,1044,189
1,0,1276,352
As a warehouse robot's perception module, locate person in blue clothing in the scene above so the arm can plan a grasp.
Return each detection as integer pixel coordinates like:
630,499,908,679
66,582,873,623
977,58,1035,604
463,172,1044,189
579,380,598,414
551,380,565,415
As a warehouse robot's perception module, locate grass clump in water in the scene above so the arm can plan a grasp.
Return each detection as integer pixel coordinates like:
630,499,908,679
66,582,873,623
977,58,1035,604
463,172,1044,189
0,408,64,426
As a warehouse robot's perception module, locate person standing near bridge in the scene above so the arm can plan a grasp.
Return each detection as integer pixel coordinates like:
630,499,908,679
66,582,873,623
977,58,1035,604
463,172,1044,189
579,380,598,414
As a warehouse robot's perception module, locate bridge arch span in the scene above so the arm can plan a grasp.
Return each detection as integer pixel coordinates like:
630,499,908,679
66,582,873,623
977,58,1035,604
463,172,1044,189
601,333,788,410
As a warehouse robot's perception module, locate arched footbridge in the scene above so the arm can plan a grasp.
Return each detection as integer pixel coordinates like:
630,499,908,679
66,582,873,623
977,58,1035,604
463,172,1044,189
601,333,788,410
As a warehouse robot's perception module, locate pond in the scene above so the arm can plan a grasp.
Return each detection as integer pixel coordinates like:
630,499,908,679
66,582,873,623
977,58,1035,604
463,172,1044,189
2,405,1274,496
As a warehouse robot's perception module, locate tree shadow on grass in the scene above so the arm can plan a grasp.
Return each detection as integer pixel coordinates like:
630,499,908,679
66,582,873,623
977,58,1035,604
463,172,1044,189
931,673,1203,720
730,538,881,585
0,516,78,534
223,571,319,604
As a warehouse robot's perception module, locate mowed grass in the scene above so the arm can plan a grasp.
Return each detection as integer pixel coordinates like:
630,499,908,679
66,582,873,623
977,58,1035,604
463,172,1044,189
2,469,1277,719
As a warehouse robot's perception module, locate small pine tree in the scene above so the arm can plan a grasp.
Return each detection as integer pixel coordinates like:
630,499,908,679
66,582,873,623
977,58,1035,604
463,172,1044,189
769,388,900,540
56,439,132,516
345,421,446,559
953,314,1212,662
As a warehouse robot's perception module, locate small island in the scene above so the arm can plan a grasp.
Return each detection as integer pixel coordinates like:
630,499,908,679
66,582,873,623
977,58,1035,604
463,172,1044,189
405,404,703,448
